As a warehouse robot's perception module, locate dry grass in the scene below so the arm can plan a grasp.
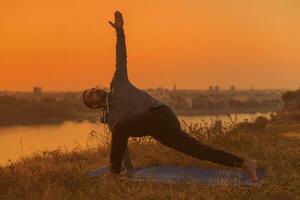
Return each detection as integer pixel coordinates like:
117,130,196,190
0,121,299,200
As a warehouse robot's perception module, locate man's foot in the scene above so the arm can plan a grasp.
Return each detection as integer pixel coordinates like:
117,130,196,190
241,159,258,181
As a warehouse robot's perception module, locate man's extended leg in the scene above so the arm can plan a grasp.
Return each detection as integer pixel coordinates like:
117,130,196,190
152,129,244,167
154,130,258,181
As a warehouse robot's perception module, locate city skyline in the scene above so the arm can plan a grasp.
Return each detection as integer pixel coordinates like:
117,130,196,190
0,84,291,93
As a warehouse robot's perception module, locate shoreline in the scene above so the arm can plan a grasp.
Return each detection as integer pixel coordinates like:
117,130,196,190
0,107,278,128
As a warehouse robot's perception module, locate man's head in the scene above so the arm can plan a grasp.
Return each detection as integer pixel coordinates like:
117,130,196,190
82,87,107,109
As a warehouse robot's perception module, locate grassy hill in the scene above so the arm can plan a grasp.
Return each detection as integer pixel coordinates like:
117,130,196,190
0,122,299,200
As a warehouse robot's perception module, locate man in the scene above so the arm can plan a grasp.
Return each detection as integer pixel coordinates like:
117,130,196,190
83,11,258,181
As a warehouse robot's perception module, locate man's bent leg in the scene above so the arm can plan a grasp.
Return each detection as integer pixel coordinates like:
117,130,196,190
110,108,161,173
110,122,130,173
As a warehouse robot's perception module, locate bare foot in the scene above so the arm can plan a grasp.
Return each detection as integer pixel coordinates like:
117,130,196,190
241,159,258,181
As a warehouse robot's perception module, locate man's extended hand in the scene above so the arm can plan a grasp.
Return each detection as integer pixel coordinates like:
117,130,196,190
109,10,124,29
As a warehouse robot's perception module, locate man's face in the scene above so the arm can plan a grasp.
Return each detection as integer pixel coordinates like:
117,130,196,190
84,88,106,109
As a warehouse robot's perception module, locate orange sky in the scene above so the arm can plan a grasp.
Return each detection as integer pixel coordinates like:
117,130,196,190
1,0,299,91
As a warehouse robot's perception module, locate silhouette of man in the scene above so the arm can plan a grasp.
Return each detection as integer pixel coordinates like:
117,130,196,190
83,11,258,181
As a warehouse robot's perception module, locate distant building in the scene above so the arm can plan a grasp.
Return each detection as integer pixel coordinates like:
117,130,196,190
214,85,220,93
192,96,212,109
230,85,236,91
184,97,193,109
64,92,80,102
33,87,42,96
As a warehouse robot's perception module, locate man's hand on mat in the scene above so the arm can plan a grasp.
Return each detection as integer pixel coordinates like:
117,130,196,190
241,159,258,181
109,10,124,29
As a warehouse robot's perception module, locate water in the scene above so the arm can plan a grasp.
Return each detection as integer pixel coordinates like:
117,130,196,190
0,113,270,165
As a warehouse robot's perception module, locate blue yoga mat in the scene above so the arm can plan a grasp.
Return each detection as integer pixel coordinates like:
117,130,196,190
88,166,266,186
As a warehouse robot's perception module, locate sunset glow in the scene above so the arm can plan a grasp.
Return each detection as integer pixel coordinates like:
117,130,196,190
1,0,299,91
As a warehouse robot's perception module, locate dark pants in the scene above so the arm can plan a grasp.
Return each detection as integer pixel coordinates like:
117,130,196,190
110,105,244,173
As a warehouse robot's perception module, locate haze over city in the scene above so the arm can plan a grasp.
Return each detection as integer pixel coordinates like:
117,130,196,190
1,0,299,91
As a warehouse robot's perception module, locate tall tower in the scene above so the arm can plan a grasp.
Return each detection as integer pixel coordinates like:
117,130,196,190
33,87,42,96
230,85,236,91
173,82,177,93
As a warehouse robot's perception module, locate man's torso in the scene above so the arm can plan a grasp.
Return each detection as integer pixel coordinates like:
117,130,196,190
107,81,164,131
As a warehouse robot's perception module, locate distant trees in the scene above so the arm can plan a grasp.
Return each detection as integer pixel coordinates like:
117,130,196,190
228,99,259,108
271,89,300,123
0,95,90,124
282,90,300,102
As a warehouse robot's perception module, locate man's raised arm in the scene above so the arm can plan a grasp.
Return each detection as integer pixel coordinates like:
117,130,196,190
109,11,128,83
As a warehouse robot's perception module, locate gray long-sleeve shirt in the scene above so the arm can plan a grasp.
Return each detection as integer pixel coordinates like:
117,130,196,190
106,28,164,132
